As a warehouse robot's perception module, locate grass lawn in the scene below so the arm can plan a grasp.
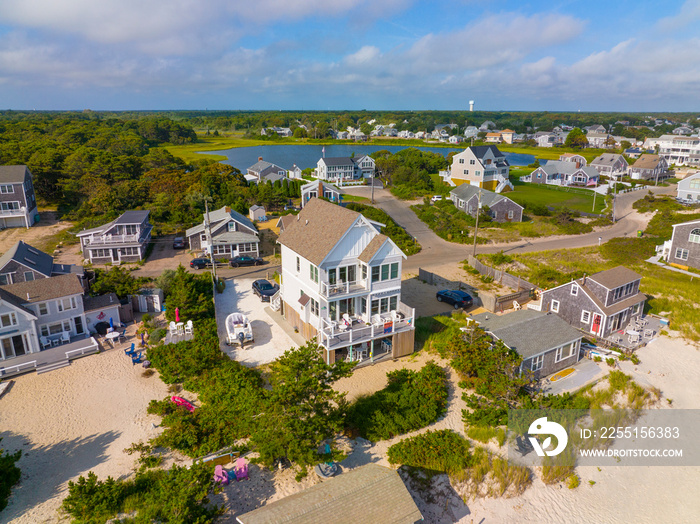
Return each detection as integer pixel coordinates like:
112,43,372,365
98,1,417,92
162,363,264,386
508,180,607,214
498,145,608,163
339,193,369,203
163,135,272,162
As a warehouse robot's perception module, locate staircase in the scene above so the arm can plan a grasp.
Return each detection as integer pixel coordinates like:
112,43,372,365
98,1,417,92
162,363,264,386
495,174,514,193
271,290,282,312
37,360,71,374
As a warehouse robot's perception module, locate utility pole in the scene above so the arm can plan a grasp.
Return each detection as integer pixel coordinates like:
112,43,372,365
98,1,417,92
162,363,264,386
371,169,377,204
472,189,482,257
204,199,217,284
592,178,597,212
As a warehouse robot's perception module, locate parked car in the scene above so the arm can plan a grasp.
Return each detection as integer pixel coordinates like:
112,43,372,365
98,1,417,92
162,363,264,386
252,279,279,301
190,258,211,269
172,237,186,249
230,255,263,268
436,289,473,309
431,195,443,203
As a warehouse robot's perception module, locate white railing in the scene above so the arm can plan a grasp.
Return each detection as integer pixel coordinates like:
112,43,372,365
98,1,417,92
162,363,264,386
86,233,142,245
320,279,367,298
0,360,37,376
270,289,281,312
0,207,26,217
66,344,99,360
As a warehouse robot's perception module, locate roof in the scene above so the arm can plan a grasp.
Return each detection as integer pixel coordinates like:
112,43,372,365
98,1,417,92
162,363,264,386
249,205,264,212
51,263,84,277
210,231,260,245
466,145,506,160
671,219,700,229
277,198,361,265
0,274,84,304
319,157,355,167
358,234,389,263
538,161,599,178
0,287,35,316
632,154,663,169
236,464,422,524
471,310,582,359
449,185,523,209
0,165,31,184
587,266,641,289
83,293,120,312
248,160,284,174
301,180,340,193
276,215,295,232
114,210,149,225
0,241,54,277
186,206,257,237
591,154,626,167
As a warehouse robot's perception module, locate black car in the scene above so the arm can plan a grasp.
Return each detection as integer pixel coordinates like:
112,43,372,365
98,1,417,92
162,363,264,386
252,279,279,301
230,255,263,268
190,258,211,269
436,289,474,309
173,237,186,249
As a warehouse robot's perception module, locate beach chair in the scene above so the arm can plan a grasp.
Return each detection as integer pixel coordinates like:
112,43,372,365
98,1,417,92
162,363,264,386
60,332,70,345
131,351,142,365
118,329,127,342
234,457,249,481
185,320,193,335
214,465,229,486
513,300,521,310
371,314,383,328
40,336,52,350
125,343,137,356
169,321,178,336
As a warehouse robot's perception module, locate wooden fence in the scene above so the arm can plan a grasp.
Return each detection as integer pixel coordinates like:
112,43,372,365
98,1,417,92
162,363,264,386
465,255,536,291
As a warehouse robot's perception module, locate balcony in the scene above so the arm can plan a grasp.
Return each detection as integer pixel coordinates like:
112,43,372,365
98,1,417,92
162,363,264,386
0,206,26,217
320,279,368,298
318,301,415,352
84,226,152,246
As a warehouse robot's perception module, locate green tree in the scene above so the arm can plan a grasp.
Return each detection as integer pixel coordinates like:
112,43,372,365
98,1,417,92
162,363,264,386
0,439,21,511
250,341,353,468
564,128,588,149
163,266,214,323
91,266,148,298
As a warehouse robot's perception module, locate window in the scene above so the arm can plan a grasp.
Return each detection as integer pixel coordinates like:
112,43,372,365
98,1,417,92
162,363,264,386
463,169,467,175
675,248,689,261
689,229,700,243
555,343,575,363
121,247,140,256
531,355,544,371
57,297,77,312
551,300,560,313
0,313,17,328
310,298,319,316
23,271,34,282
571,284,578,296
469,159,475,165
459,158,464,164
361,264,367,281
0,184,14,194
41,320,71,337
381,264,389,281
296,257,300,272
227,222,237,232
201,234,207,243
389,295,398,311
38,303,48,316
507,210,514,219
91,248,110,258
0,202,20,211
310,264,318,283
581,310,591,323
0,274,9,285
371,266,380,283
475,171,481,177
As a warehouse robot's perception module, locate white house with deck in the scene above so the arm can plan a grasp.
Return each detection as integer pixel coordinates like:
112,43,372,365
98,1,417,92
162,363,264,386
276,198,415,365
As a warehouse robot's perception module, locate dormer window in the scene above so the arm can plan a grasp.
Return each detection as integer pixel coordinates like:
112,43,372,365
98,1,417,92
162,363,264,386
228,222,237,232
571,284,578,296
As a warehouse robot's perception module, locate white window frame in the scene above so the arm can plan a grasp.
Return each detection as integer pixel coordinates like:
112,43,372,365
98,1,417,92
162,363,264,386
531,354,544,371
0,184,14,194
689,229,700,244
296,257,300,272
507,210,514,219
570,284,578,296
551,300,560,313
38,302,48,316
310,264,318,283
41,320,72,337
57,296,78,312
581,310,591,324
0,312,18,328
675,248,689,261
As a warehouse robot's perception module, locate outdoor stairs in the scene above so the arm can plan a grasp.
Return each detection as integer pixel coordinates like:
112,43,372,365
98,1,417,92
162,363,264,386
271,290,282,312
37,360,71,374
495,174,514,193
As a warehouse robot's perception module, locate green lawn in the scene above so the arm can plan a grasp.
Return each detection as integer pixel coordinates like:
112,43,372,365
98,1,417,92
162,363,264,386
339,193,369,203
508,181,607,214
163,135,272,162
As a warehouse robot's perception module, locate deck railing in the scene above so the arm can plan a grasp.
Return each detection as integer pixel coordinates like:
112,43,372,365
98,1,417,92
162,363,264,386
0,360,37,376
320,279,367,298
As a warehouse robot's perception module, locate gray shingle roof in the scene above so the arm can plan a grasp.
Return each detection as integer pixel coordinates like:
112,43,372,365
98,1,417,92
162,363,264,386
114,210,149,225
632,154,664,169
248,160,284,173
236,464,422,524
319,157,355,167
471,310,582,359
358,234,388,263
449,185,522,209
0,241,54,277
468,145,506,159
83,293,120,312
186,206,258,237
1,274,84,304
587,266,641,290
590,154,627,167
0,165,31,184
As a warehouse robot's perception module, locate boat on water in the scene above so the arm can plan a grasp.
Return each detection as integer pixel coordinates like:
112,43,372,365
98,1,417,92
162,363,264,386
226,313,254,346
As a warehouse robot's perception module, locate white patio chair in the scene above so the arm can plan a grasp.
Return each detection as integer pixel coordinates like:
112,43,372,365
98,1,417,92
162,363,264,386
513,300,521,310
40,336,52,350
185,320,194,335
371,314,383,327
169,321,178,336
342,313,352,326
60,332,70,345
643,329,654,338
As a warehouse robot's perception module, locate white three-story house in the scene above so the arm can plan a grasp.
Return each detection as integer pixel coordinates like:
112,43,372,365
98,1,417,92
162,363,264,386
276,198,415,365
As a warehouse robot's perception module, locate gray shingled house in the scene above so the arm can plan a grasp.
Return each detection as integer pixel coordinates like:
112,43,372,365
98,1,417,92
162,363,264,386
590,153,629,178
0,165,39,229
0,241,84,287
659,218,700,270
538,266,645,340
186,206,259,260
246,157,287,184
449,184,523,222
471,309,582,379
77,210,153,264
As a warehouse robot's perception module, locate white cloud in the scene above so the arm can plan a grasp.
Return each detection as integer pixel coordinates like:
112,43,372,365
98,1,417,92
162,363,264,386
658,0,700,31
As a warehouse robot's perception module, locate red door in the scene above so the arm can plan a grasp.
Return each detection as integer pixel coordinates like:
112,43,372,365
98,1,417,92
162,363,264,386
592,314,602,335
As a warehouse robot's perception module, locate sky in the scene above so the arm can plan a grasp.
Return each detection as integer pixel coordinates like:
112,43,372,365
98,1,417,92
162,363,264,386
1,0,699,112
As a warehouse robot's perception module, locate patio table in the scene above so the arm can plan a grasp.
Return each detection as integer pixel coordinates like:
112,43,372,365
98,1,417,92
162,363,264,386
105,331,120,347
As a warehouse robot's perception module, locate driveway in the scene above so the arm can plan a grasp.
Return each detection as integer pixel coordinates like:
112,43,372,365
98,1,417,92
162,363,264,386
342,184,677,273
214,276,297,367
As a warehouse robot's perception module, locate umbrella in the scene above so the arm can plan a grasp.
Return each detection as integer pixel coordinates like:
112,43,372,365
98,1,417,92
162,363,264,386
175,307,180,323
109,317,114,330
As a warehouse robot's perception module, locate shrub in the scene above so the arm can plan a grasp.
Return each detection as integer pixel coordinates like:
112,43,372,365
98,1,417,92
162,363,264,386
606,357,616,367
346,362,448,441
491,251,514,266
388,430,471,475
567,474,580,489
467,425,500,444
345,203,421,255
0,439,21,511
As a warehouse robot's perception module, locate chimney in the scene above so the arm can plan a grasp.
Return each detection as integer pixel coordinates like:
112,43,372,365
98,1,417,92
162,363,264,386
258,156,263,161
225,206,231,213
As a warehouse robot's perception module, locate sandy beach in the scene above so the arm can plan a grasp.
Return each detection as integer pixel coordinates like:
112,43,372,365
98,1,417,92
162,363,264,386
1,334,699,523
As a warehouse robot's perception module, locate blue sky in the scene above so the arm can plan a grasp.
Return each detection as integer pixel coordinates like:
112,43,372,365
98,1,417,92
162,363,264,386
1,0,699,111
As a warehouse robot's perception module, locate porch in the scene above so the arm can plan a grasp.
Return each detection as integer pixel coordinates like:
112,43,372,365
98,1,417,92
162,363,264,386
0,335,99,378
598,314,667,351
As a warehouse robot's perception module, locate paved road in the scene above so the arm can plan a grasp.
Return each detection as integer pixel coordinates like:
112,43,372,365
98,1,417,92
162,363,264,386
342,184,676,273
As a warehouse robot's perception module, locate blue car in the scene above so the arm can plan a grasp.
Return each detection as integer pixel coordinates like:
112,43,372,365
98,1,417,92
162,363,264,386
436,289,474,309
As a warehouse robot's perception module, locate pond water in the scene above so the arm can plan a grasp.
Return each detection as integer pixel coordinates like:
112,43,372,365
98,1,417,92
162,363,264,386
203,144,536,172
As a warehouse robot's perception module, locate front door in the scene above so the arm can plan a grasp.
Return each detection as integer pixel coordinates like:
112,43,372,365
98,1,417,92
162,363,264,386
74,316,85,335
111,248,119,263
591,314,602,335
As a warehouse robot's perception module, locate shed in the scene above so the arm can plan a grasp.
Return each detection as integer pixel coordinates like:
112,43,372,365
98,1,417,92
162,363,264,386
249,205,266,222
129,288,164,313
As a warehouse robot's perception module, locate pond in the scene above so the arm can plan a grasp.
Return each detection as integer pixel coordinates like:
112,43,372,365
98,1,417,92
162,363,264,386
202,144,537,172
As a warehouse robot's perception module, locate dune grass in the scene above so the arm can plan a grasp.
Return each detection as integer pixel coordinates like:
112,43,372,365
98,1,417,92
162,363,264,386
508,180,607,214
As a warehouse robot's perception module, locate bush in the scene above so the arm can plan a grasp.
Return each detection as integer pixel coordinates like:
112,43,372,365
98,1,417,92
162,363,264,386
467,425,500,444
0,440,21,511
567,474,580,489
344,202,421,255
388,430,471,475
346,362,448,441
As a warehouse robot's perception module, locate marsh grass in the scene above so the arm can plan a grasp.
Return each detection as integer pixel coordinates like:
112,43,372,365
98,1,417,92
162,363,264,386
459,447,532,498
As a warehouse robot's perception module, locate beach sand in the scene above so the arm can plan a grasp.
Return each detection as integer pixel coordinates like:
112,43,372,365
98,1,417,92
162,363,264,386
2,335,698,523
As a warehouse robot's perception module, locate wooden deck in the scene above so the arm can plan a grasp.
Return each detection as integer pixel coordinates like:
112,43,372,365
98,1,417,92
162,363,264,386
0,335,100,378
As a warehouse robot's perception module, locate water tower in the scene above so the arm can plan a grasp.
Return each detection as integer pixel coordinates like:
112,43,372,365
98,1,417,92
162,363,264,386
469,100,474,112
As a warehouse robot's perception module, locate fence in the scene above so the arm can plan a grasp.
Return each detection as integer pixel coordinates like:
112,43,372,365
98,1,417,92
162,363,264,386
465,255,536,291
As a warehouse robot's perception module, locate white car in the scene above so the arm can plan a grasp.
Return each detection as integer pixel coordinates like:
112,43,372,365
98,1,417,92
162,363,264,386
431,195,443,203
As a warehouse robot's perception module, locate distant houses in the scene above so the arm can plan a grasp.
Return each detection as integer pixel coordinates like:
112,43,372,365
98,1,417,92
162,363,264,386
590,153,629,179
677,172,700,202
0,241,84,287
627,154,669,182
246,157,288,184
301,180,340,208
